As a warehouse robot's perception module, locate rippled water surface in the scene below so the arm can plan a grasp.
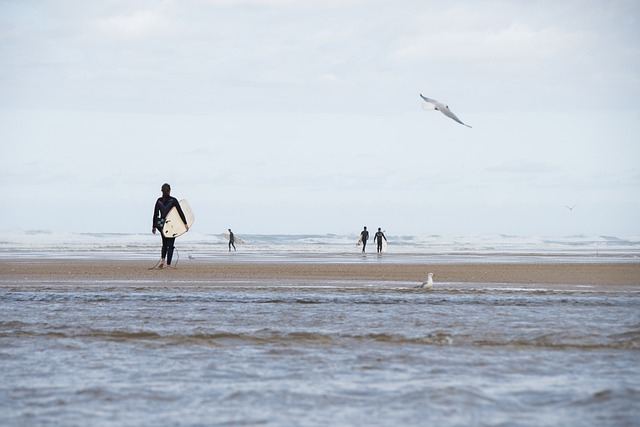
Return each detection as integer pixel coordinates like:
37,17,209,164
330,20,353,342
1,282,639,426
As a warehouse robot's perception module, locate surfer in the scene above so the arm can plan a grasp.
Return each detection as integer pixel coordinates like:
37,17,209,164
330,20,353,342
152,183,189,269
360,226,369,253
373,228,387,253
228,229,236,252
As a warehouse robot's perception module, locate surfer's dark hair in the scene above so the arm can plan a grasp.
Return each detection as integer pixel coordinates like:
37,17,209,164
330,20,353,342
162,183,171,191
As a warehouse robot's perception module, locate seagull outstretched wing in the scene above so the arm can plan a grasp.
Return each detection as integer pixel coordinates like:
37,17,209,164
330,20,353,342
420,94,472,128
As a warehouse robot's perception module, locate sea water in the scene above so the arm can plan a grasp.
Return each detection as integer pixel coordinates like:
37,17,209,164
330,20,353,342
1,230,639,262
1,232,639,426
1,281,639,426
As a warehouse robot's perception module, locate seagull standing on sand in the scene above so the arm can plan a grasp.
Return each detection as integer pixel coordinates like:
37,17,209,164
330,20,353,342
418,272,434,290
420,94,472,128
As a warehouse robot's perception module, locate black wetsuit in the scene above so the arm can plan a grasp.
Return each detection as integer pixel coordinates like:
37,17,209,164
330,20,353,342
374,231,387,253
360,230,369,252
229,232,236,251
153,196,187,265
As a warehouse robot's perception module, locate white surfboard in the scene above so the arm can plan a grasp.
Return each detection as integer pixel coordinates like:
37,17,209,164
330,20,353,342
162,199,195,238
223,233,244,244
356,234,363,247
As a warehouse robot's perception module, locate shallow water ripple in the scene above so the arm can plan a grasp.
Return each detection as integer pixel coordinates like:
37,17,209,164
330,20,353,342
1,285,639,426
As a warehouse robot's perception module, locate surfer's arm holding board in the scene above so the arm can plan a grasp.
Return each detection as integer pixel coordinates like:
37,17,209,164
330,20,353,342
174,199,189,232
152,196,189,234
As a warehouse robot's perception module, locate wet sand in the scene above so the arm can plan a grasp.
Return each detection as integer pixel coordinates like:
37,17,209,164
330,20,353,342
1,259,639,287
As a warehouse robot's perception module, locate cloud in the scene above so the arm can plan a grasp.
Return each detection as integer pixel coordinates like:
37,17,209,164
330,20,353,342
320,73,340,82
193,0,365,7
487,160,557,174
395,23,585,62
94,7,179,39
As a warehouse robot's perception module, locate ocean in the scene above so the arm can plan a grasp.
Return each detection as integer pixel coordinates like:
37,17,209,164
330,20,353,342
1,231,639,426
1,230,639,263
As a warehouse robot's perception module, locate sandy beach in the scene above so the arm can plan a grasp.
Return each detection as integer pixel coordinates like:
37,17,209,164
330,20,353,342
1,259,639,287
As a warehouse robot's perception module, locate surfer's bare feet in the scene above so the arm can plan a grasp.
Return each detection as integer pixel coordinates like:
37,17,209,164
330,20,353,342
158,260,165,269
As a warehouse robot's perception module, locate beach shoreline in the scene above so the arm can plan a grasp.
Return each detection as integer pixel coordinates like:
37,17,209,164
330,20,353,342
1,259,639,288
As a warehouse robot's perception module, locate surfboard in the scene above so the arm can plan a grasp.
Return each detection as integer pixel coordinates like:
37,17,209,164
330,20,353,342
223,233,244,244
162,199,195,238
356,234,363,247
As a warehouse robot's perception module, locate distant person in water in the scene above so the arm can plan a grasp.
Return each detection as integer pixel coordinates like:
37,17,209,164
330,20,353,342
360,226,369,253
152,183,188,269
228,229,236,252
374,228,387,253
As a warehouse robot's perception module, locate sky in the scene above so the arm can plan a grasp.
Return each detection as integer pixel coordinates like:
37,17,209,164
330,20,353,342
1,0,639,236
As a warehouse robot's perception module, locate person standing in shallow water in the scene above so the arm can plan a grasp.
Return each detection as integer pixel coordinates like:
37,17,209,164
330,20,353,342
228,229,236,252
152,183,189,269
374,228,387,253
360,226,369,253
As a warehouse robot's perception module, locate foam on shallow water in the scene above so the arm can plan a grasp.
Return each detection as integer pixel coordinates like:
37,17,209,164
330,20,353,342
1,230,639,263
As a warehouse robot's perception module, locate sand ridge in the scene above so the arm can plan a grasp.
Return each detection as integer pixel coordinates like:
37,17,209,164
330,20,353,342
1,259,639,287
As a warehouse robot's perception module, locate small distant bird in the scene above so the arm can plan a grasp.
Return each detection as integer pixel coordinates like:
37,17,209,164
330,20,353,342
420,94,472,128
564,205,577,211
188,254,195,260
417,272,434,290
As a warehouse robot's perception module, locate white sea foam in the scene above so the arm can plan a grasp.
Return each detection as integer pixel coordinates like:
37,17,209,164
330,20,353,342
1,230,639,262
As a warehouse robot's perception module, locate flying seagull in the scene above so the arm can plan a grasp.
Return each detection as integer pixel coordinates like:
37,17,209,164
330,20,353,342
564,205,577,211
420,94,472,128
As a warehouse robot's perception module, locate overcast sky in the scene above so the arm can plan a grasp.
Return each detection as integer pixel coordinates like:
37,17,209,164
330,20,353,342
1,0,639,236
